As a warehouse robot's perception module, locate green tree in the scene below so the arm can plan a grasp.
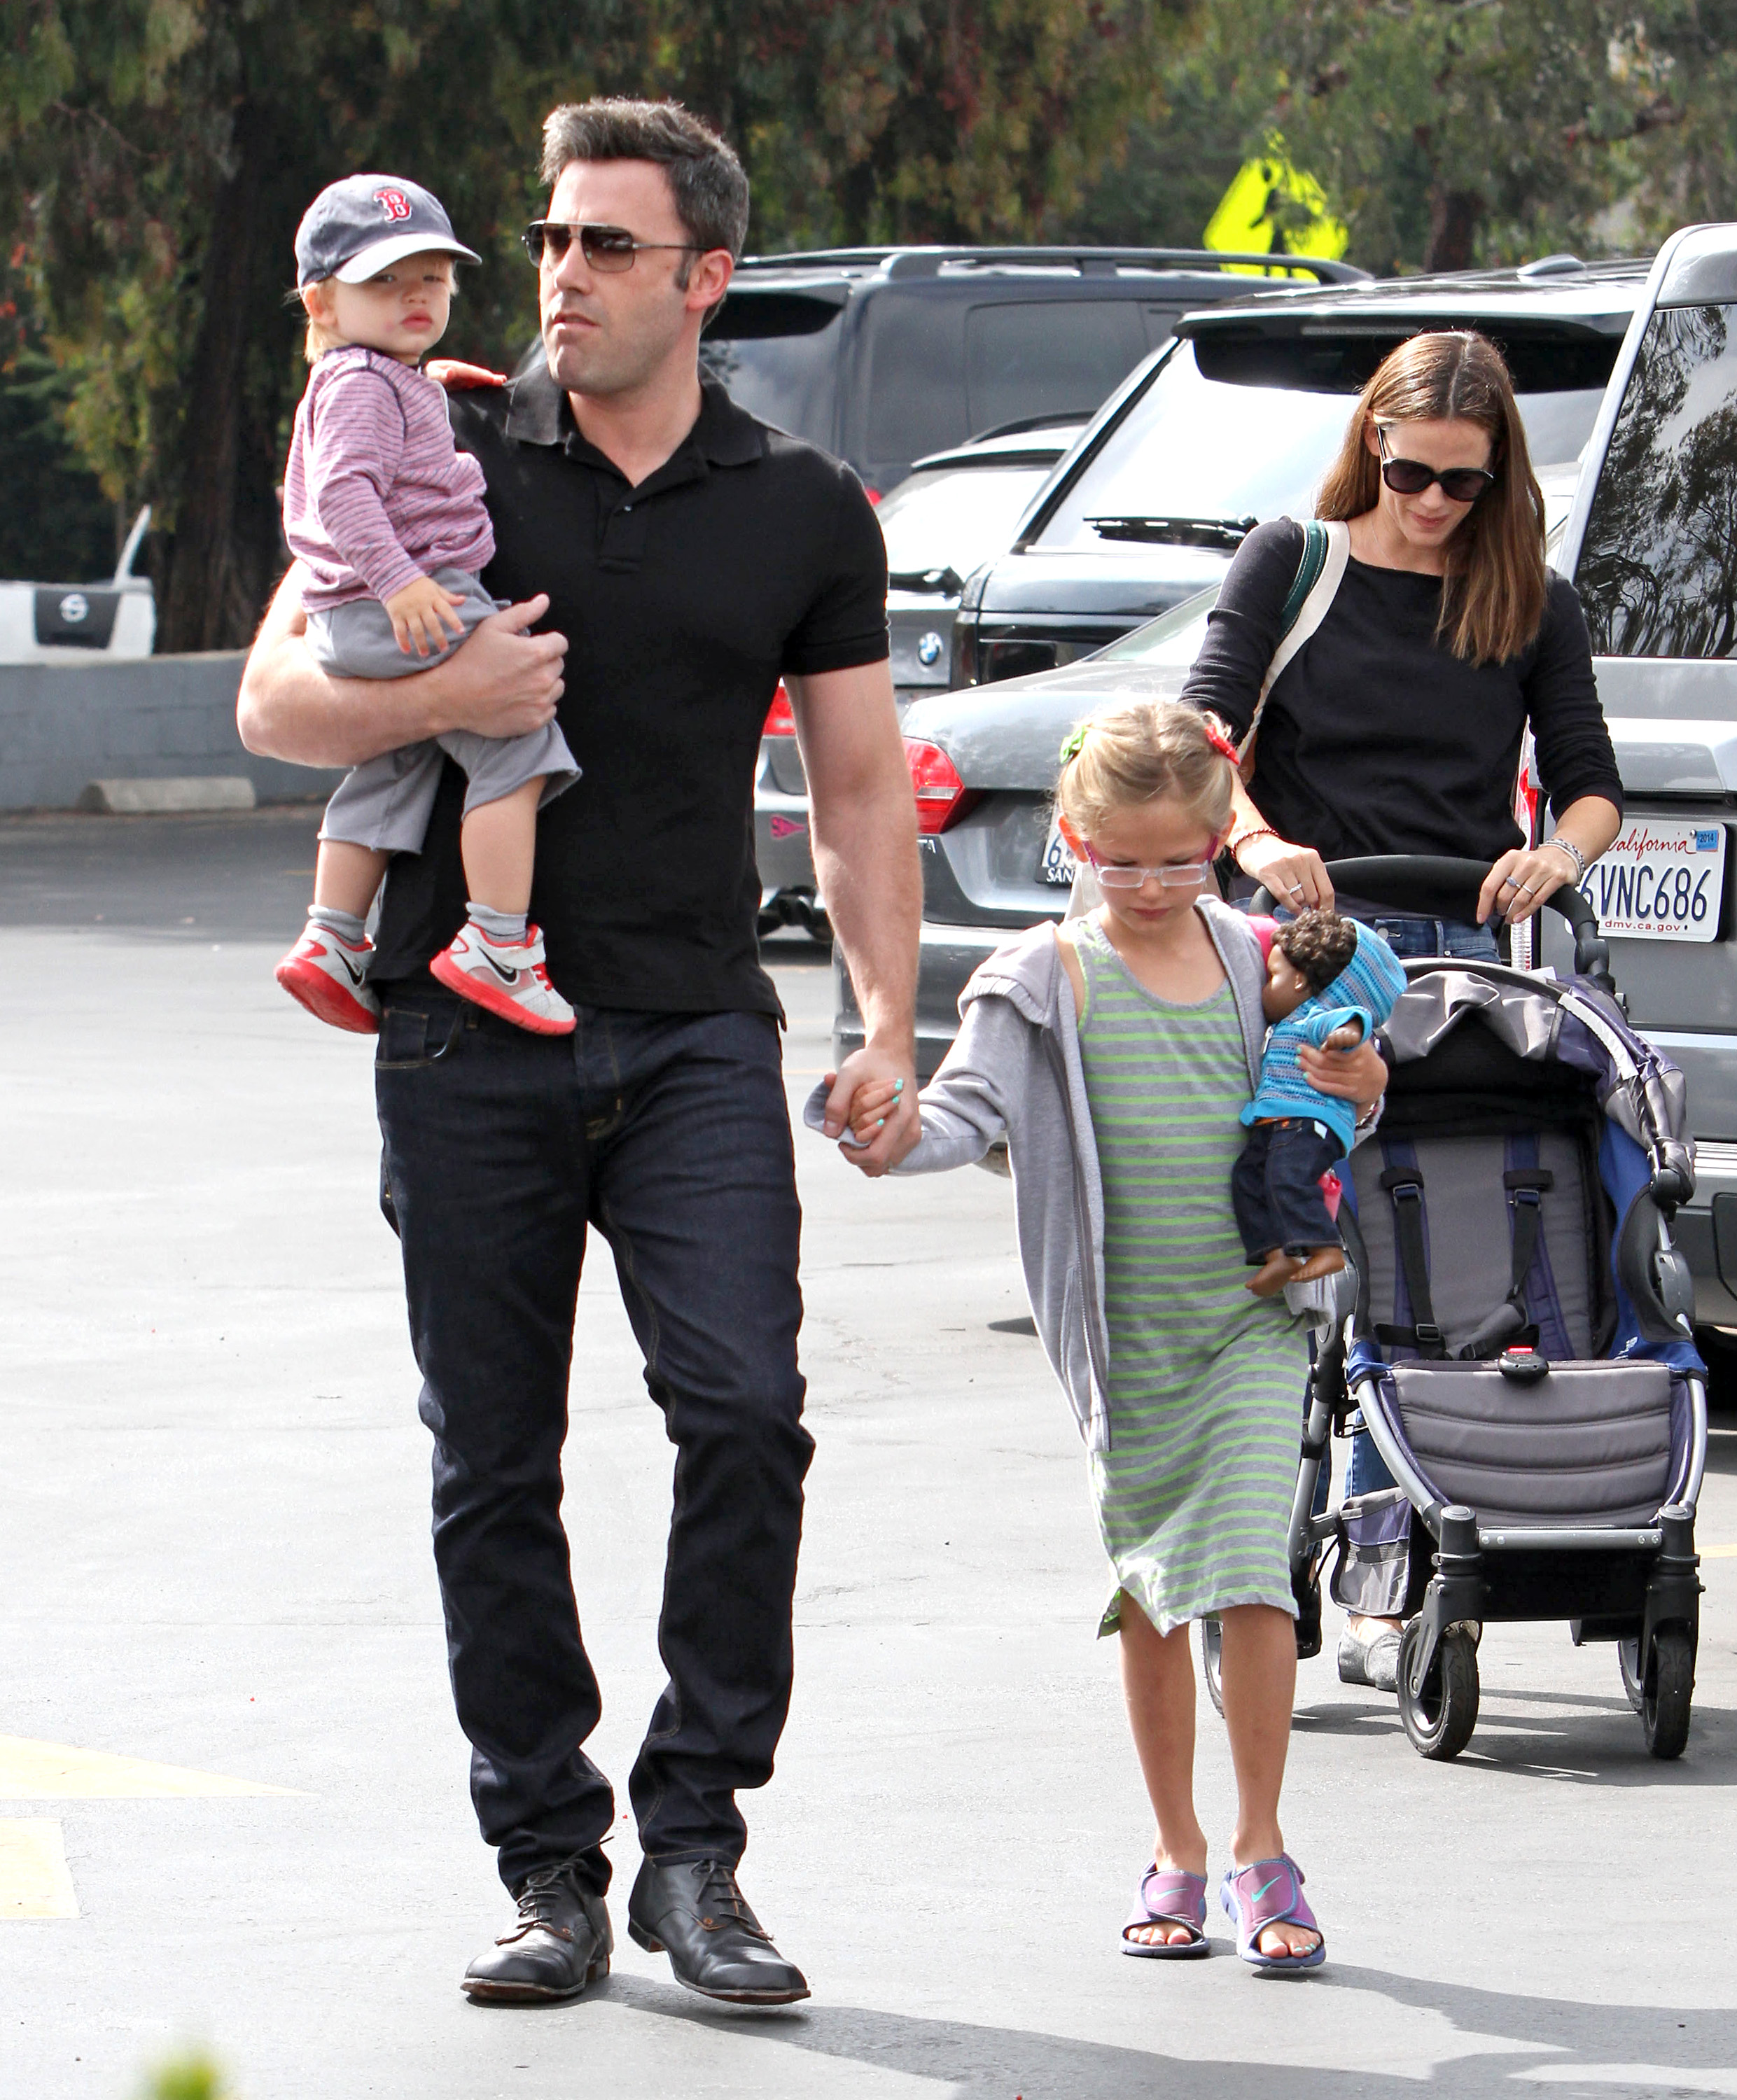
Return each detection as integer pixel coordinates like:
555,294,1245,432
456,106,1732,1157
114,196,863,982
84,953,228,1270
2,0,623,650
1069,0,1686,274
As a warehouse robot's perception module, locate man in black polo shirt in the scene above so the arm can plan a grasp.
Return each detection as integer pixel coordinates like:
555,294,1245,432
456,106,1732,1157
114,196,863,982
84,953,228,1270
239,99,919,2007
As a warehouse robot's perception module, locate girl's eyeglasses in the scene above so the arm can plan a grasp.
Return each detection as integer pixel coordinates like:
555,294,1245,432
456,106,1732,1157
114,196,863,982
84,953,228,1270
1376,425,1496,505
522,220,706,271
1082,840,1219,890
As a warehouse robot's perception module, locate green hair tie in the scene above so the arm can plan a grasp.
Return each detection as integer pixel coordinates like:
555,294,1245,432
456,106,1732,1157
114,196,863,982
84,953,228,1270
1059,723,1089,764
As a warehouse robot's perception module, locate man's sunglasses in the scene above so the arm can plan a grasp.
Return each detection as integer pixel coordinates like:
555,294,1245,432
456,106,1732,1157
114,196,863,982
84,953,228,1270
522,220,706,272
1376,425,1497,504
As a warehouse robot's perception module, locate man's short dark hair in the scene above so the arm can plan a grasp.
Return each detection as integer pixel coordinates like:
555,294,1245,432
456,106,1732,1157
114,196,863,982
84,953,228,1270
540,98,750,271
1276,909,1358,994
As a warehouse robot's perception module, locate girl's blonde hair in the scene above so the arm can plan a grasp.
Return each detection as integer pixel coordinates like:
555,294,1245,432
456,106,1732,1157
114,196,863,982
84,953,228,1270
1055,698,1234,843
1316,330,1547,666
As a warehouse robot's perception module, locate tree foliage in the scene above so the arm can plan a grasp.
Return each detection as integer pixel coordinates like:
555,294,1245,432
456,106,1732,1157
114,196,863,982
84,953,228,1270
1,0,1166,644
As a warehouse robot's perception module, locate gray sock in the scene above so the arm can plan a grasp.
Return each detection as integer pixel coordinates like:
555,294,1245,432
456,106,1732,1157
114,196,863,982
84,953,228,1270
468,904,528,945
309,904,368,944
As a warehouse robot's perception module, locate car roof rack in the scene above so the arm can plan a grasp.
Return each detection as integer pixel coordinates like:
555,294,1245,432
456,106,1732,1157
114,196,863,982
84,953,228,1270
734,245,1367,286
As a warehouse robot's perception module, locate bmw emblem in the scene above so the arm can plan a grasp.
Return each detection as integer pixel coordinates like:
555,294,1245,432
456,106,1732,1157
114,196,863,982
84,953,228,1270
59,592,90,624
916,631,943,667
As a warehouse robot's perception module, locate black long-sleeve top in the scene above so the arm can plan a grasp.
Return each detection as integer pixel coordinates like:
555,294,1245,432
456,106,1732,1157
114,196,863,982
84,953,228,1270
1180,520,1623,864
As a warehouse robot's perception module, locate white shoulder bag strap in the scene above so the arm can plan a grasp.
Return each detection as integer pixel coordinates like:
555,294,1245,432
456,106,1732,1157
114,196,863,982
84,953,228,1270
1234,517,1350,782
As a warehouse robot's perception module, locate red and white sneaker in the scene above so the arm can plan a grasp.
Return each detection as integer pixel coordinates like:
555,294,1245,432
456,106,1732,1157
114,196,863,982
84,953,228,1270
429,921,576,1035
275,923,381,1034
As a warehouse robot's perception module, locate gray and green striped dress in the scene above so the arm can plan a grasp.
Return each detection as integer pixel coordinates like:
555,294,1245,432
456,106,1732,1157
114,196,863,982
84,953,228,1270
1072,917,1307,1639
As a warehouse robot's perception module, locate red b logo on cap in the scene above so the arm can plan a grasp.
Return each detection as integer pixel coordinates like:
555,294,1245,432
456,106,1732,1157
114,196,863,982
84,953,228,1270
374,188,412,222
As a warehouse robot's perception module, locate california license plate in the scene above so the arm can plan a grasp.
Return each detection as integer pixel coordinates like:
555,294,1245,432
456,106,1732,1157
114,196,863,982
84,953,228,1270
1039,814,1077,887
1579,820,1726,941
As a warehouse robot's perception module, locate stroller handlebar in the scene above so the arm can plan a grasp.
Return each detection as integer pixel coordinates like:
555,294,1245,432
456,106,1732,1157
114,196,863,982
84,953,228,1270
1246,854,1614,988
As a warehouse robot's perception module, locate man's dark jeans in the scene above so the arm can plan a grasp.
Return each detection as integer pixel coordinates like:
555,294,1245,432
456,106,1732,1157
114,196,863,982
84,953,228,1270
374,993,812,1896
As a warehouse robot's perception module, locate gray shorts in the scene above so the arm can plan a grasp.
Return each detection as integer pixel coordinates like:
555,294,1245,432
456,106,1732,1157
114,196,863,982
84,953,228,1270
310,568,580,855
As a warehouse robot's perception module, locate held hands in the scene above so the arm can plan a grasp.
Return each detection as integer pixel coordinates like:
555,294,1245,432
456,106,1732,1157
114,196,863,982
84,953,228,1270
1321,1021,1365,1054
1234,830,1335,913
1477,840,1579,927
384,575,468,659
820,1045,919,1177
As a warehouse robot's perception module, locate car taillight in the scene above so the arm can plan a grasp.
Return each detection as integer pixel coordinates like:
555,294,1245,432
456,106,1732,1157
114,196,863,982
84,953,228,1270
762,682,796,736
905,737,979,835
863,486,881,505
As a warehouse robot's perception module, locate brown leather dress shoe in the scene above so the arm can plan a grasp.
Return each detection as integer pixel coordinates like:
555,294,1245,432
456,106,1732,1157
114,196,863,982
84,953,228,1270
627,1858,809,2005
461,1863,613,2003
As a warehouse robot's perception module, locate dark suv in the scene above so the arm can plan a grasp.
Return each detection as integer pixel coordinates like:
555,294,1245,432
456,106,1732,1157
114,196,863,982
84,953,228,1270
949,257,1648,690
699,246,1366,498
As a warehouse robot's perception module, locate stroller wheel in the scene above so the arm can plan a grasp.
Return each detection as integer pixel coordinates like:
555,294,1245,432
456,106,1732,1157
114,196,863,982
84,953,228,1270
1199,1617,1226,1718
1617,1636,1646,1716
1642,1627,1694,1760
1397,1618,1480,1760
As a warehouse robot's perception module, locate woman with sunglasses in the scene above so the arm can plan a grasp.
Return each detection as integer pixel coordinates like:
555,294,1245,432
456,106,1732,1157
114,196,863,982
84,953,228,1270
1180,328,1624,1690
1185,329,1621,948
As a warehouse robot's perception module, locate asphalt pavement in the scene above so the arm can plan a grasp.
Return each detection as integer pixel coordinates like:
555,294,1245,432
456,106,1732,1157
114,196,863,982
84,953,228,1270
3,808,1734,2099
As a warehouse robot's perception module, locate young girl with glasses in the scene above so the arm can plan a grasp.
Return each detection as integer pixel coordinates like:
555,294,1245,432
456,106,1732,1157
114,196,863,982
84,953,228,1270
830,698,1387,1970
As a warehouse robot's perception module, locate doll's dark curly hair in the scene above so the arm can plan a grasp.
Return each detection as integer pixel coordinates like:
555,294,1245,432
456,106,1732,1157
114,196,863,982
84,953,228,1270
1275,909,1358,994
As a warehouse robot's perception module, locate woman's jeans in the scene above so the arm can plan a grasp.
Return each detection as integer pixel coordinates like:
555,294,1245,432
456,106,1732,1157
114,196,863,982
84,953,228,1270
1324,916,1500,1508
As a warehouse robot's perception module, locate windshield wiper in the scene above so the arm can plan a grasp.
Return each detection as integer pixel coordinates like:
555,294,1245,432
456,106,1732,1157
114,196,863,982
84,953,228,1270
1087,515,1257,552
887,566,965,596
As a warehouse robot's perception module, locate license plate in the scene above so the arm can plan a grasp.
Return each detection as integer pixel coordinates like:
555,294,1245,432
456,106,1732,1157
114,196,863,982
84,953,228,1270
1039,814,1077,887
1579,820,1726,941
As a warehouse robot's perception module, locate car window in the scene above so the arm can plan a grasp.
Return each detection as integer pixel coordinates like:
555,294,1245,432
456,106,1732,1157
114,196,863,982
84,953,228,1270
699,293,843,447
1089,585,1223,664
1035,335,1612,552
862,300,970,466
964,302,1145,440
1577,304,1737,658
877,463,1056,581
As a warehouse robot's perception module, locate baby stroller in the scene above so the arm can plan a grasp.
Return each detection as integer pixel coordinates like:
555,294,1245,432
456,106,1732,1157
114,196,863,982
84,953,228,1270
1203,857,1708,1763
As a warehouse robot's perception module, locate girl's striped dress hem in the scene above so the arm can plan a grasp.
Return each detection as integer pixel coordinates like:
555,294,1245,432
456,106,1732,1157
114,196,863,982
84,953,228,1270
1072,918,1306,1639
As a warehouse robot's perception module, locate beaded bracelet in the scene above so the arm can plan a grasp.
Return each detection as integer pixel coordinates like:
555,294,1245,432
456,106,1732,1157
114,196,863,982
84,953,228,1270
1226,825,1281,862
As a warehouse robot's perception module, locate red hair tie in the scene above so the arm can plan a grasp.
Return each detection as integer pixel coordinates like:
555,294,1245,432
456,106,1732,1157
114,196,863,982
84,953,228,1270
1201,716,1240,765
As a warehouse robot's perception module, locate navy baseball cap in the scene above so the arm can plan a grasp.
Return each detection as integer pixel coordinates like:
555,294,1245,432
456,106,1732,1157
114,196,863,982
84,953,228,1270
295,174,480,289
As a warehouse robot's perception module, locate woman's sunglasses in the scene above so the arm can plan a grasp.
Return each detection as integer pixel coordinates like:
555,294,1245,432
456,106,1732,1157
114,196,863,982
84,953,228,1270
522,220,706,272
1376,425,1497,505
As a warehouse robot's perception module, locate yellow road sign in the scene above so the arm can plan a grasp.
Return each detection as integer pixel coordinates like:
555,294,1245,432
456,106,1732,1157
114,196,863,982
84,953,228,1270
1205,144,1349,277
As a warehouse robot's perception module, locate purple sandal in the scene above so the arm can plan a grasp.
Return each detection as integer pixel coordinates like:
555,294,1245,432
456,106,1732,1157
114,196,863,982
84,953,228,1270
1219,1855,1325,1972
1121,1864,1210,1959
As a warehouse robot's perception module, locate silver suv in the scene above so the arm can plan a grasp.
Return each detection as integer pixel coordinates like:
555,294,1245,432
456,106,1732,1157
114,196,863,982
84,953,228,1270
1552,223,1737,1329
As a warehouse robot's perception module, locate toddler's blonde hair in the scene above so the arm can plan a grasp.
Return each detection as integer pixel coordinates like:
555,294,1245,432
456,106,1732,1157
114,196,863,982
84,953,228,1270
1054,698,1234,844
301,281,345,363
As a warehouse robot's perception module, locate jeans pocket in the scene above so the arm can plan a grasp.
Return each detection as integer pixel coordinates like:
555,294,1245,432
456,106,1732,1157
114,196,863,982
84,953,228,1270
375,1001,467,1070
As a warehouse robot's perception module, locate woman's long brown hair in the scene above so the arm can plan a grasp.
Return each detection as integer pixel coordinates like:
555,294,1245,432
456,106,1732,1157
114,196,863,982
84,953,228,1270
1316,330,1548,666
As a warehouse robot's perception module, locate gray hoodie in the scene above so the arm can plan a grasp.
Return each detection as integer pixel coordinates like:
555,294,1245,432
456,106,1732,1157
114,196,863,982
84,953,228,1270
875,899,1271,1455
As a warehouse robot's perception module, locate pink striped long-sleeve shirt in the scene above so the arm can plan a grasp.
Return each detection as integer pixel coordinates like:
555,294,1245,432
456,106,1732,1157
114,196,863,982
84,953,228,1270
284,345,494,613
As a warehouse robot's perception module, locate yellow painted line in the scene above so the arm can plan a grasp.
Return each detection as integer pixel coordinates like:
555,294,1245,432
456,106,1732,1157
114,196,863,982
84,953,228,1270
0,1735,301,1800
1703,1544,1737,1559
0,1820,78,1918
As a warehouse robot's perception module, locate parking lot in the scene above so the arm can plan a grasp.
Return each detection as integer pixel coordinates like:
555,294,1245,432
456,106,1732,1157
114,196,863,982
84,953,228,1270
4,806,1736,2099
